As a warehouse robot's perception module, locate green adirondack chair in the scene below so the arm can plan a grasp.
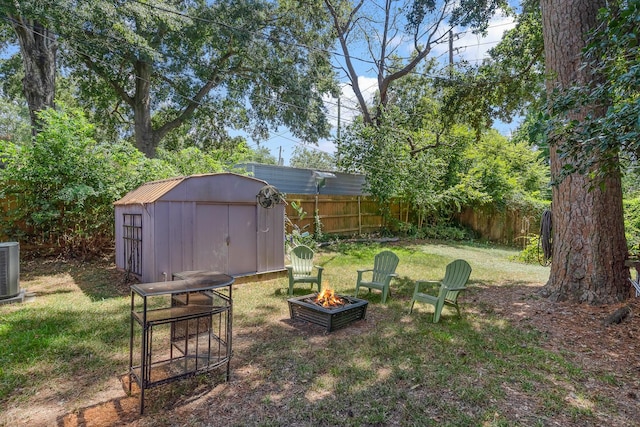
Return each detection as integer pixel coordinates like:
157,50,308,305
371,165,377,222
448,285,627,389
410,259,472,322
286,245,323,296
354,250,399,303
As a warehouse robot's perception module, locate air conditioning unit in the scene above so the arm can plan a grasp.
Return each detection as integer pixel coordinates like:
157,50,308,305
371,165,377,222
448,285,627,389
0,242,20,299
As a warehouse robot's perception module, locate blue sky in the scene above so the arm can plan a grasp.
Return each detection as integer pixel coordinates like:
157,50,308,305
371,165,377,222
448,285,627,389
251,8,519,166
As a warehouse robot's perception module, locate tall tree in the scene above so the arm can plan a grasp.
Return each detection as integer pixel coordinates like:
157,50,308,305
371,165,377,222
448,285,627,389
540,0,629,303
290,146,336,170
1,2,57,134
324,0,508,126
57,0,337,157
440,0,545,136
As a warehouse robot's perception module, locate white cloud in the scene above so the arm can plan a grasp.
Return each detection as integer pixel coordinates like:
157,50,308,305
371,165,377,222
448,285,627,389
305,11,518,161
430,10,516,64
324,76,378,130
455,14,516,63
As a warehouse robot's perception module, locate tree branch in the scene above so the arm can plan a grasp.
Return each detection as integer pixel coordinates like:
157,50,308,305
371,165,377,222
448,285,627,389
154,51,236,141
324,0,372,124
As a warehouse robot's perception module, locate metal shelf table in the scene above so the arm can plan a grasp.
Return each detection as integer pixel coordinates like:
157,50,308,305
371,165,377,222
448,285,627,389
128,271,234,414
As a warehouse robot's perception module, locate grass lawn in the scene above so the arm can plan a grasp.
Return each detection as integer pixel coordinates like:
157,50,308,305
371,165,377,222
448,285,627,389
1,240,638,426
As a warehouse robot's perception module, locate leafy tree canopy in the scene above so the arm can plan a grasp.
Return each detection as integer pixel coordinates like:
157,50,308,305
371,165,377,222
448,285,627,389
439,0,545,135
542,0,640,182
1,0,339,157
290,145,336,170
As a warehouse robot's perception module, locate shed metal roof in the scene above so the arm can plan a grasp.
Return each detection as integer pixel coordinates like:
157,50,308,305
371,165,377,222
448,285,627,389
114,172,267,206
113,176,184,206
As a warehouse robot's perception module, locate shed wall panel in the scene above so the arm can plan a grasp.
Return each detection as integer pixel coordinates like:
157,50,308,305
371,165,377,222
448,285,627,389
257,205,285,272
114,206,124,269
167,202,195,277
195,204,228,273
141,204,156,282
114,173,285,283
149,202,171,282
228,205,258,275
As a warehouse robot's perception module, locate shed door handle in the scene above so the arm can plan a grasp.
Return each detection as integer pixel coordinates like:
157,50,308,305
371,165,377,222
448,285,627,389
226,236,230,246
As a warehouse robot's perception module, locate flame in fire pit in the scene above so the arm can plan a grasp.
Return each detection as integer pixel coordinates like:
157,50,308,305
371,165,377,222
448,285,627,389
315,289,345,308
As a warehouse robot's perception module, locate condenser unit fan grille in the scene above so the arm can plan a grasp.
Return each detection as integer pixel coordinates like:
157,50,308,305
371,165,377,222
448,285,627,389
0,242,20,299
0,250,6,290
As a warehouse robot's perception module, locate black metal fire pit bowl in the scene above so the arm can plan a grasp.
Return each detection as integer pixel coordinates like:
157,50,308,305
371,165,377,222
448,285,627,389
287,293,368,332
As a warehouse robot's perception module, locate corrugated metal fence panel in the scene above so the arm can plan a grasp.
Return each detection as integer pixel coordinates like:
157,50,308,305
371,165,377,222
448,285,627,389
239,163,368,196
242,163,316,194
322,172,369,196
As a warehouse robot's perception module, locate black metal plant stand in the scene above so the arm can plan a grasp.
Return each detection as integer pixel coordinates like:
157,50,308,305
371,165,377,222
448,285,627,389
128,271,234,414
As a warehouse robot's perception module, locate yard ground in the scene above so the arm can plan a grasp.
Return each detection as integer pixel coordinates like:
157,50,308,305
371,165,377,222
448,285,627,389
1,241,639,426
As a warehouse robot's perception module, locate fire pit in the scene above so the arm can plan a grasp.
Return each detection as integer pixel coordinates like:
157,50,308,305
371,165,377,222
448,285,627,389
287,290,368,332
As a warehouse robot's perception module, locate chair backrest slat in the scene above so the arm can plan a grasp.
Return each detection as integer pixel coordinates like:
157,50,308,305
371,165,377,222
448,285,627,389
291,245,315,276
372,251,400,283
441,259,472,289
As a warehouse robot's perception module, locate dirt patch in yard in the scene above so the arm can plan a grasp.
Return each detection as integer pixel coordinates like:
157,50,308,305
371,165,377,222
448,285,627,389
470,282,640,425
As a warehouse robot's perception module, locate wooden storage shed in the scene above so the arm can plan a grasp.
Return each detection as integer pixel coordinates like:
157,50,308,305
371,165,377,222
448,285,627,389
114,173,285,283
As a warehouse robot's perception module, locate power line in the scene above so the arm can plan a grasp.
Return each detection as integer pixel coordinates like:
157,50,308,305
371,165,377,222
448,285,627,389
3,15,351,132
4,6,512,163
129,0,511,80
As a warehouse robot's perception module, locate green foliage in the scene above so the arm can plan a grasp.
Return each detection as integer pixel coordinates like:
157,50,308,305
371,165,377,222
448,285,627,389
0,106,173,257
622,160,640,198
462,130,550,210
512,234,544,264
52,0,338,155
284,200,316,250
0,97,30,144
247,146,277,165
289,145,335,170
396,221,472,241
155,143,253,176
338,70,550,236
624,197,640,257
441,0,545,133
541,0,640,181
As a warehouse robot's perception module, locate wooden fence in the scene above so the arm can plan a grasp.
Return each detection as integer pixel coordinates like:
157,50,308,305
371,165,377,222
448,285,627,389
284,194,539,246
0,192,536,246
284,194,394,236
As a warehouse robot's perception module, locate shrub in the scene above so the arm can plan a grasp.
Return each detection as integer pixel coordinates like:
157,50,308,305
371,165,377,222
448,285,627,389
624,197,640,257
0,107,174,257
512,234,549,265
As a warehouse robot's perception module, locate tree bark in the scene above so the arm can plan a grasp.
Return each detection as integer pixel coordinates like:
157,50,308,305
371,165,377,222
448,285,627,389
540,0,629,303
10,16,57,135
133,60,158,158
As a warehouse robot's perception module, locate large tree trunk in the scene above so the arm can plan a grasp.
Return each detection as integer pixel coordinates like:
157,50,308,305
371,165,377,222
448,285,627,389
540,0,629,303
133,60,159,158
10,16,57,135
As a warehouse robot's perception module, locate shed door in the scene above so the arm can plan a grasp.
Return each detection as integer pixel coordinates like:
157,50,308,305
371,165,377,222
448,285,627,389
195,204,257,275
228,205,257,275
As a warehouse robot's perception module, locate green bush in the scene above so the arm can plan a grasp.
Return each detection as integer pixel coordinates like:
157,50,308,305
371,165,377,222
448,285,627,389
394,220,472,241
624,197,640,257
512,234,548,265
0,107,174,257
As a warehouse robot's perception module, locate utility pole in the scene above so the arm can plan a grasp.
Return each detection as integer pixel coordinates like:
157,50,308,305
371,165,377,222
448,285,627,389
278,146,283,166
448,30,454,76
337,96,341,141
